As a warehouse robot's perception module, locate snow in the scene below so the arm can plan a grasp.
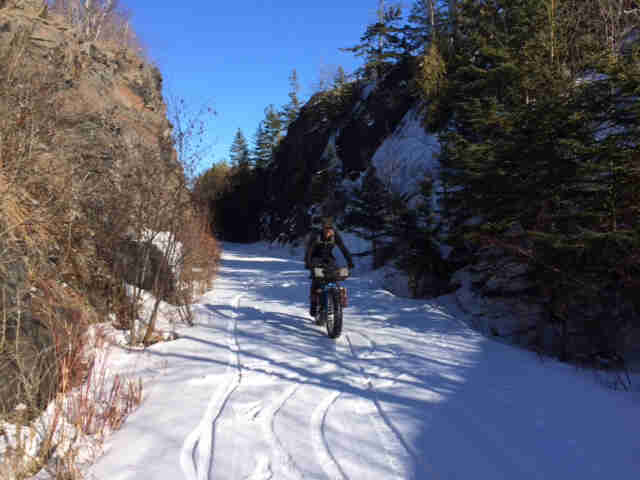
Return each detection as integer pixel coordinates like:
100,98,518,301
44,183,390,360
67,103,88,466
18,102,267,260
367,106,452,258
574,72,609,87
370,107,441,202
81,241,639,480
361,81,376,101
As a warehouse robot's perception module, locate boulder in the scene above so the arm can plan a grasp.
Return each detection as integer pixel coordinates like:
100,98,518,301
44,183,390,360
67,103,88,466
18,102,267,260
452,266,544,347
113,239,177,301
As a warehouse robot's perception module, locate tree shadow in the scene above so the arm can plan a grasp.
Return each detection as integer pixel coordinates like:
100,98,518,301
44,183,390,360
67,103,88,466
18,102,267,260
166,242,640,479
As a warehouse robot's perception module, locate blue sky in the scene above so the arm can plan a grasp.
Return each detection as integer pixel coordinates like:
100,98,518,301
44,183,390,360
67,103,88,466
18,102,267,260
127,1,383,173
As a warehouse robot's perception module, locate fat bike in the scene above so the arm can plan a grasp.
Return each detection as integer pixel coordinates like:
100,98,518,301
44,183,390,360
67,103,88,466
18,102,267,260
311,266,349,339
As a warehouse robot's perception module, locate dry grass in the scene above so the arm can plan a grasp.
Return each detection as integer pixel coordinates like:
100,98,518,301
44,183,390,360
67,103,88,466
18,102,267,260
0,5,221,478
0,14,134,480
0,324,143,480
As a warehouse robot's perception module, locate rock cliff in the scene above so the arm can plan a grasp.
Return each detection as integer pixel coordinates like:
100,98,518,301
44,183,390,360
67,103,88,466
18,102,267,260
0,0,180,412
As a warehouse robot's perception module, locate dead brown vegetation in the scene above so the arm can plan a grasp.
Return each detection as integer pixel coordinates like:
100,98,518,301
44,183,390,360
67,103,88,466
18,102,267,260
0,3,220,477
48,0,143,53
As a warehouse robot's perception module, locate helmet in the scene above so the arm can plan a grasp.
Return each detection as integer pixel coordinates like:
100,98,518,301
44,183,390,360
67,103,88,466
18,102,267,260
322,217,335,240
322,216,334,228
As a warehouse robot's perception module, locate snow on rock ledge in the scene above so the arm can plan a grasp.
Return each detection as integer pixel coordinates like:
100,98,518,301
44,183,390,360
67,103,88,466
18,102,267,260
371,106,441,201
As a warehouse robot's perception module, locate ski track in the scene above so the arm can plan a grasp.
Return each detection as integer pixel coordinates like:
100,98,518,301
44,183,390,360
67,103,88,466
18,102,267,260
180,294,244,480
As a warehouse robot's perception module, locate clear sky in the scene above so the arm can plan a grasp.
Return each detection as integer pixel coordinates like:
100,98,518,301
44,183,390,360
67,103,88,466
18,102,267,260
126,1,382,172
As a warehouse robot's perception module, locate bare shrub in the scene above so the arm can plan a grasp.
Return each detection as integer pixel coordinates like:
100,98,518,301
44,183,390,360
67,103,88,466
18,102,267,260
48,0,143,53
0,324,143,480
0,14,144,478
113,95,219,340
0,5,218,476
66,326,143,437
0,20,66,418
174,211,220,325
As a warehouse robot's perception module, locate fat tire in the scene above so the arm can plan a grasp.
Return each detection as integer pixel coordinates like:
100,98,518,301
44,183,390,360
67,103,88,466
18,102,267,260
326,289,343,339
316,291,327,326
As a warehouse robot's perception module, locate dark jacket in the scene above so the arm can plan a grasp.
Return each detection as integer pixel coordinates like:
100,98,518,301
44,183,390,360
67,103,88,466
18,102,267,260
305,230,353,268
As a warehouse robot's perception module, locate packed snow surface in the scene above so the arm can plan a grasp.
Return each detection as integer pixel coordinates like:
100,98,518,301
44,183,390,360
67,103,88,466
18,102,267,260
90,242,639,480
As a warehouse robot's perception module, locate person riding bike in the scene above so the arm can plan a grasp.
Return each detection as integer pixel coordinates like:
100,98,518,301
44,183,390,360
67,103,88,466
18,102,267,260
304,217,354,317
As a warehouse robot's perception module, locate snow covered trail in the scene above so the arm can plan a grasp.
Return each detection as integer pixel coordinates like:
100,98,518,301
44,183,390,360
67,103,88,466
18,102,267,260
90,242,640,480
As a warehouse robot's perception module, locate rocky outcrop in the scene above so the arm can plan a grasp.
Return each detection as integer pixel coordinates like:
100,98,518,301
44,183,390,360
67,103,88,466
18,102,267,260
0,0,171,157
451,237,640,370
265,59,417,240
114,239,177,301
0,1,178,411
337,58,417,175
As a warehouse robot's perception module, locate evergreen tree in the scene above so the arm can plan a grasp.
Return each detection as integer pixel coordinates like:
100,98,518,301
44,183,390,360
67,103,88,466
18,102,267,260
281,69,302,130
342,1,409,80
440,0,640,358
252,122,269,169
344,167,395,267
229,128,250,169
333,66,348,88
406,0,449,51
390,179,446,296
253,105,283,169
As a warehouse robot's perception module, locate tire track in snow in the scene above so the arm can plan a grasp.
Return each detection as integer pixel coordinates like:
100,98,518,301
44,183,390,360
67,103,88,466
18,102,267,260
311,387,348,480
180,294,244,480
345,332,414,480
310,331,406,480
257,383,304,479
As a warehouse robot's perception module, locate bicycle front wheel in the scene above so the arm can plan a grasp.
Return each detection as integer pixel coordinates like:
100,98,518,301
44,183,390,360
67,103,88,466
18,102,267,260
326,288,343,339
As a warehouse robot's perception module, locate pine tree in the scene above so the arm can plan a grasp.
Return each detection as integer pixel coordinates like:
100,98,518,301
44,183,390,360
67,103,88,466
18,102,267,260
390,180,445,297
252,122,270,169
440,0,640,358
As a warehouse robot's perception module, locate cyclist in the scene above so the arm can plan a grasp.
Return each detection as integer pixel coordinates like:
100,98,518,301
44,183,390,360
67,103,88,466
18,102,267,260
304,217,354,317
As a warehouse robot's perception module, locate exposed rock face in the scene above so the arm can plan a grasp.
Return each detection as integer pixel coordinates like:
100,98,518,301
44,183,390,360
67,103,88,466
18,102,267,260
114,239,177,301
452,253,544,348
337,59,416,175
0,1,171,158
451,236,640,370
266,59,416,240
620,26,640,58
0,2,178,411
